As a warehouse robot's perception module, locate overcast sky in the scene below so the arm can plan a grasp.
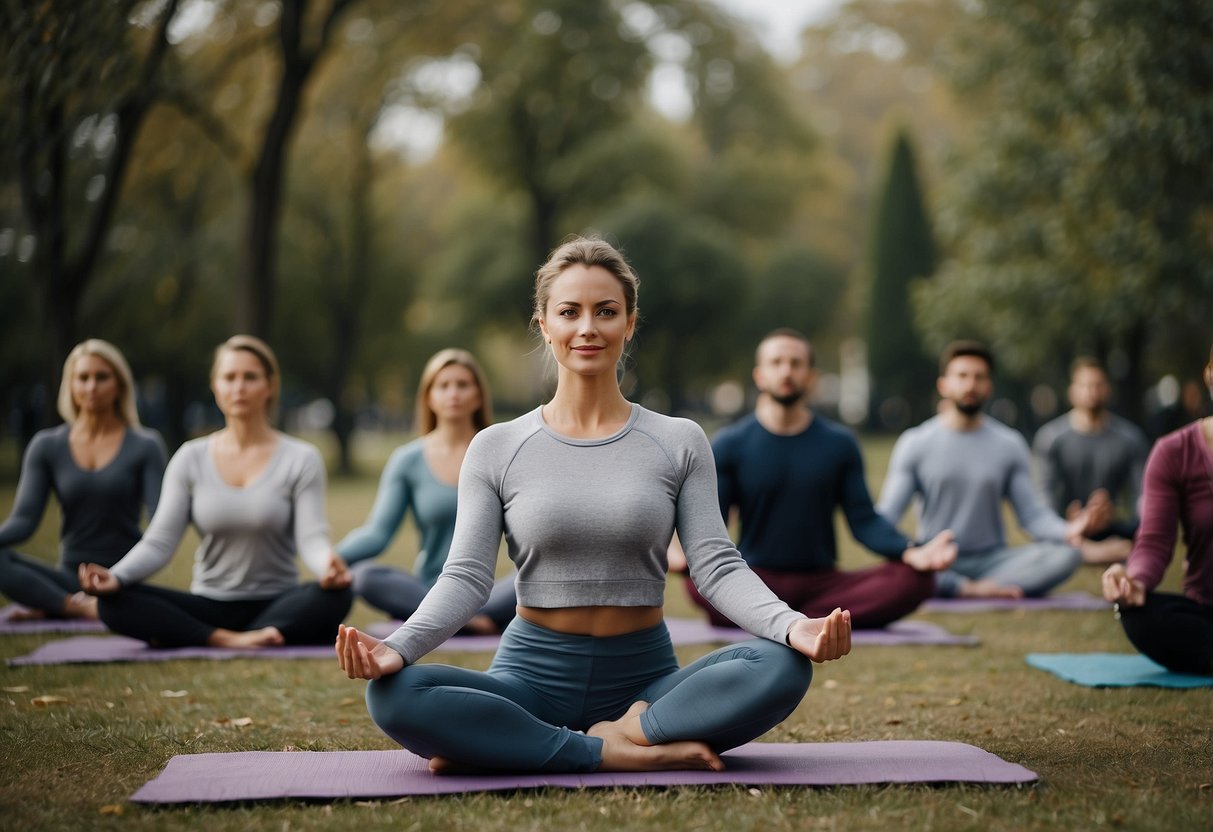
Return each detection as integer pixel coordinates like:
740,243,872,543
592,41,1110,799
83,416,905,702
708,0,844,63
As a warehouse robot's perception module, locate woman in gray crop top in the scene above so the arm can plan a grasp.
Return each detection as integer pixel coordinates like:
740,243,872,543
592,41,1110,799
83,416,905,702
79,336,353,648
336,238,852,774
0,340,166,621
337,348,515,634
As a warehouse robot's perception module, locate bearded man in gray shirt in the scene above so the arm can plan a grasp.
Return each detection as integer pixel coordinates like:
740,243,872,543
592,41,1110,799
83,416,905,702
877,341,1105,598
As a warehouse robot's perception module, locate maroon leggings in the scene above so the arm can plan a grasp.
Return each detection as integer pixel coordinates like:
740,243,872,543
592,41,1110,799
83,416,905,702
685,561,935,630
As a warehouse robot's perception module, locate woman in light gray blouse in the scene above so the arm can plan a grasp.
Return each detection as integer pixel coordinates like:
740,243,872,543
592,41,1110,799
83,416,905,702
0,340,165,620
80,336,353,648
336,238,852,774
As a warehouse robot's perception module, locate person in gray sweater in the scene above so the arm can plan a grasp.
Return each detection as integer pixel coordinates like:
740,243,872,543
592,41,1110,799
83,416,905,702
336,237,851,774
878,341,1102,598
80,336,352,647
0,340,165,620
1032,357,1148,564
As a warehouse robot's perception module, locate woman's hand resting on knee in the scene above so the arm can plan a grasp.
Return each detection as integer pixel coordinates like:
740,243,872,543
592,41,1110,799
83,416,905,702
336,624,405,679
78,563,121,595
787,608,852,662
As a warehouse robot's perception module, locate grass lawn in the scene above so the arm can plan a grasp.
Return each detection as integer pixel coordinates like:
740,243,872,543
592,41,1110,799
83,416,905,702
0,432,1208,831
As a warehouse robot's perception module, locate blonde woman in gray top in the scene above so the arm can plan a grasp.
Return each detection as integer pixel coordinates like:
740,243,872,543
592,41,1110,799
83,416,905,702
80,336,353,648
336,237,851,774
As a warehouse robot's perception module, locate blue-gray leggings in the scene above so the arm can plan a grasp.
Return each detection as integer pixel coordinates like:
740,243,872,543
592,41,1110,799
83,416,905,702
366,616,813,772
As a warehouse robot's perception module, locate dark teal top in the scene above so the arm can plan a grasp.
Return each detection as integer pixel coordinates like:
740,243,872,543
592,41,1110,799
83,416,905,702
336,439,458,587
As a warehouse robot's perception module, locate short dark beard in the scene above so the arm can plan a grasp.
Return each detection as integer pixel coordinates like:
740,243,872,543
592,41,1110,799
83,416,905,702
768,390,805,408
954,400,985,417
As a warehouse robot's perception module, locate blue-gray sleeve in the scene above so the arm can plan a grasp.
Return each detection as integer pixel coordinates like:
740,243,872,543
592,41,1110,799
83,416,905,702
0,433,53,548
876,433,918,526
336,447,411,565
1005,434,1069,541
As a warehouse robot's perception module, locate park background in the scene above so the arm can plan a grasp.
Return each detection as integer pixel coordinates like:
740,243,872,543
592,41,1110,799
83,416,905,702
3,0,1212,471
0,2,1211,829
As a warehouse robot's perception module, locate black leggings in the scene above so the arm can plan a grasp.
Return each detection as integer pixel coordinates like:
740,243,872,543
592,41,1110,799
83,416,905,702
1119,592,1213,675
0,549,84,615
97,582,352,648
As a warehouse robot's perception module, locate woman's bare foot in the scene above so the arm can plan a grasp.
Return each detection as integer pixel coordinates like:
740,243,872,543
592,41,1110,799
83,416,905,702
588,701,724,772
428,756,493,775
7,606,47,621
957,579,1024,599
207,626,285,648
62,592,99,619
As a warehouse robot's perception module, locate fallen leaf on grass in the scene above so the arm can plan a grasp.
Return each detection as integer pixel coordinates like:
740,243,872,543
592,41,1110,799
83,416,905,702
748,788,762,796
339,697,360,706
160,689,189,698
946,698,964,706
99,804,124,816
31,695,69,707
822,679,838,690
231,717,253,727
3,686,30,693
885,717,904,725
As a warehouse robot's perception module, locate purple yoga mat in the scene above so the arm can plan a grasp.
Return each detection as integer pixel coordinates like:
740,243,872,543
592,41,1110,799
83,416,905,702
365,617,978,649
0,606,107,634
920,591,1109,614
131,740,1037,802
6,636,333,666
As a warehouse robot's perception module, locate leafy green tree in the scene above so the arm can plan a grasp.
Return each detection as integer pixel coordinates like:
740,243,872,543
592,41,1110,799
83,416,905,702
0,0,181,424
917,0,1213,418
599,196,747,412
867,127,936,428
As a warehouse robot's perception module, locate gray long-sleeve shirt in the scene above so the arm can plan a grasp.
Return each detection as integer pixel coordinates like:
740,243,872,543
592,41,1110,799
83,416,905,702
110,433,333,600
384,405,806,664
877,415,1068,556
1031,412,1148,518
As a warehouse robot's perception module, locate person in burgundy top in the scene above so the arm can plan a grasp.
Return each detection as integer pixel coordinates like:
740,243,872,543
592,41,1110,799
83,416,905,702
1102,344,1213,675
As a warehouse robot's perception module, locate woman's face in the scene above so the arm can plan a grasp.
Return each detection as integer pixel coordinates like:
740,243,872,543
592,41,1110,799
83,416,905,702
71,354,120,417
427,363,482,428
211,348,273,421
538,264,635,379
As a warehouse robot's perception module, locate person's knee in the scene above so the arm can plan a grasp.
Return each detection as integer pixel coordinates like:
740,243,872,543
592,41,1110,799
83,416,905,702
890,561,936,598
1047,544,1083,581
753,641,813,702
350,562,380,595
365,672,413,734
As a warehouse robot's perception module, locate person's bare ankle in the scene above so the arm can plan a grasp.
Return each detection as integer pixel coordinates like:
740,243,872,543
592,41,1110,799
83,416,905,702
208,626,284,648
62,592,98,619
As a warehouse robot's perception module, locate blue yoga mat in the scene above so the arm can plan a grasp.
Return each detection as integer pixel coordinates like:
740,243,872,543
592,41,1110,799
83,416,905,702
1025,652,1213,688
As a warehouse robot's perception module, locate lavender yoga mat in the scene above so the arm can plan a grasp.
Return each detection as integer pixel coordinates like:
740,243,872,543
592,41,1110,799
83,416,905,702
131,741,1037,802
365,617,978,648
0,605,107,634
6,636,333,666
7,618,977,666
921,591,1109,614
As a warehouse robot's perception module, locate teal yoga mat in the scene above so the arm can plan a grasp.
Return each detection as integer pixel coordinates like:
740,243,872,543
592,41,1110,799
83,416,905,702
1025,652,1213,688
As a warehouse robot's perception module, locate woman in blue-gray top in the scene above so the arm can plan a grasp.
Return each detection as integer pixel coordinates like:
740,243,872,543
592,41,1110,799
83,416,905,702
336,237,851,774
79,335,353,648
0,340,166,621
338,348,515,634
